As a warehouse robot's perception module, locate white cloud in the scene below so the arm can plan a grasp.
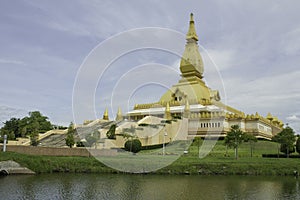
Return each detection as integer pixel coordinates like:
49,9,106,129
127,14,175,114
287,115,300,121
203,48,236,71
0,105,28,126
281,28,300,56
0,0,300,127
0,58,26,66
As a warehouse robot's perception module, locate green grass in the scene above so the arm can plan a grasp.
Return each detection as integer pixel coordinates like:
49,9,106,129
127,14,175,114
157,140,300,175
1,140,300,175
0,152,116,174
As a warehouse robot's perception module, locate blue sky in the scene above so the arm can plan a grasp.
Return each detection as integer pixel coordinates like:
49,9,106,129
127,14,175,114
1,0,300,132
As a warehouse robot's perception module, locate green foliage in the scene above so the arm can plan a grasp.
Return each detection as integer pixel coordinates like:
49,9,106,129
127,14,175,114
224,125,245,159
280,143,295,154
124,139,142,153
192,137,202,146
106,124,116,139
224,125,245,148
28,111,52,133
296,136,300,154
243,133,257,157
272,126,296,157
76,141,85,147
65,122,76,148
30,133,39,146
244,133,257,143
0,118,20,139
2,140,300,175
0,111,53,141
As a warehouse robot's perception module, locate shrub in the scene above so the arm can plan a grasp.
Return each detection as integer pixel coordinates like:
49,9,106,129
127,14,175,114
280,143,295,155
296,136,300,154
106,124,116,139
76,141,85,147
124,139,142,153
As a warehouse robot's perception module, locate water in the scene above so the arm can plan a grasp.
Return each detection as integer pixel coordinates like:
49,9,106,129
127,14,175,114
0,174,299,200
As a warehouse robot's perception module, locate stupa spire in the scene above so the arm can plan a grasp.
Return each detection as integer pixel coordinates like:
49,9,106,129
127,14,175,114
116,107,123,121
180,13,204,79
103,108,109,120
186,13,199,41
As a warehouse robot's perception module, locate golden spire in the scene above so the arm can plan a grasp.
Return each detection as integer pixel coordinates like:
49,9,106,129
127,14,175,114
186,13,199,41
164,102,172,120
183,100,190,118
116,107,123,121
180,13,204,79
266,112,273,121
103,108,109,120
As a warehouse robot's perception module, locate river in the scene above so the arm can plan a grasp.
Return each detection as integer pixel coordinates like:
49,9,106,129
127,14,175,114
0,174,299,200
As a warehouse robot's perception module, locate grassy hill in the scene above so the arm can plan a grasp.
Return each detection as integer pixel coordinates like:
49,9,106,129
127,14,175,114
1,140,300,175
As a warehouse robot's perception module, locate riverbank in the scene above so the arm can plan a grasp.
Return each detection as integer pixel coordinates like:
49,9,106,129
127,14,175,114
1,140,300,176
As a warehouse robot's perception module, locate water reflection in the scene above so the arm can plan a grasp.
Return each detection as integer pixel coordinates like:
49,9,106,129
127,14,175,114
0,174,299,200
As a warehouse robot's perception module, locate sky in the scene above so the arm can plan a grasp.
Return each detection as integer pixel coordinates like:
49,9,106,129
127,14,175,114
0,0,300,132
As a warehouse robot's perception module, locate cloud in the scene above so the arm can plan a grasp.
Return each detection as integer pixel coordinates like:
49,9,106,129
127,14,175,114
281,28,300,56
0,105,28,126
203,49,236,71
0,0,299,128
287,115,300,122
0,58,26,66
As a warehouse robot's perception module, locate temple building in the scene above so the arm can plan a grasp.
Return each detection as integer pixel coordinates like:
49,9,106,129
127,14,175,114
89,13,283,148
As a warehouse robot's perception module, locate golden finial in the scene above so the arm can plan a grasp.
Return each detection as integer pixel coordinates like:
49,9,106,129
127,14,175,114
186,13,199,41
266,112,273,121
103,108,109,120
164,102,172,120
183,100,190,118
116,107,123,121
184,100,190,111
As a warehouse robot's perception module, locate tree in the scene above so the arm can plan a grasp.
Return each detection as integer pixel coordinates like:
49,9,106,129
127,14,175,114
0,111,53,140
272,126,296,158
106,124,116,139
124,139,142,153
224,125,245,159
244,133,257,157
0,118,20,139
29,121,40,146
65,122,75,148
296,135,300,154
27,111,52,133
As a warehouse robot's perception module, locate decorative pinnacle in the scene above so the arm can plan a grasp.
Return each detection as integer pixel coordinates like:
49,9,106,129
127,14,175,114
184,100,190,111
116,107,123,121
164,102,172,120
165,102,170,112
186,13,199,41
103,108,109,120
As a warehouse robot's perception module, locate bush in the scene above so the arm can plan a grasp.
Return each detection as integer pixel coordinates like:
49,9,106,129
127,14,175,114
124,139,142,153
76,141,85,147
280,144,295,155
106,124,116,139
296,137,300,154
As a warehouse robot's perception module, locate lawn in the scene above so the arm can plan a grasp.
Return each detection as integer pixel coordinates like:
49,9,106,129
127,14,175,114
1,139,300,175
